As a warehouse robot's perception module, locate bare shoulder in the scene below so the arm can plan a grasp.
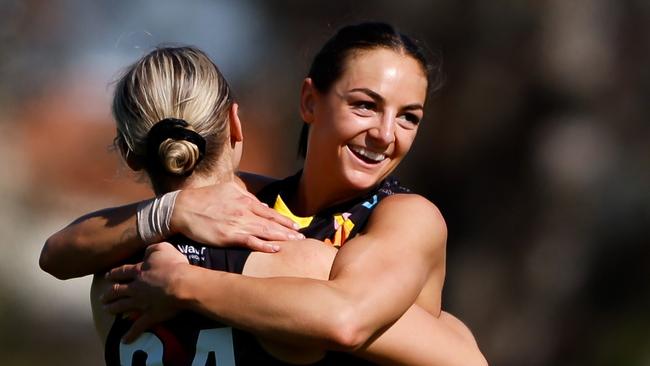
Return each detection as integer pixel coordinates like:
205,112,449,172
236,171,278,194
365,194,447,252
371,193,446,229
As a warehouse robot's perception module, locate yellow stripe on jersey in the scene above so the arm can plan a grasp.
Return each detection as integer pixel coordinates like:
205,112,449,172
273,195,314,229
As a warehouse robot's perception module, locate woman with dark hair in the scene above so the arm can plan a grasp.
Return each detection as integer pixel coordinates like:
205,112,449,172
41,22,486,365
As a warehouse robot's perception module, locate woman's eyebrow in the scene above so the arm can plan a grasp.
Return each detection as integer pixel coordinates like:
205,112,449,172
348,88,423,111
403,103,424,111
349,88,383,102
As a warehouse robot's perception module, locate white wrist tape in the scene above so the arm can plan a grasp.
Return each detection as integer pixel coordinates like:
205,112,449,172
136,190,180,244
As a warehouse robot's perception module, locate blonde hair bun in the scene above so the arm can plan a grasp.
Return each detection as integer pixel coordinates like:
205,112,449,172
158,138,201,175
146,118,206,176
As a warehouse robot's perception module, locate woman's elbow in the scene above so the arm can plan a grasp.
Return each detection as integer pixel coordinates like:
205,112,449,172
327,307,374,351
39,239,57,277
40,236,71,280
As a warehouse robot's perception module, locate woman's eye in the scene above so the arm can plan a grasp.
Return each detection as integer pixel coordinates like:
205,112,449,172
400,113,421,125
353,101,376,110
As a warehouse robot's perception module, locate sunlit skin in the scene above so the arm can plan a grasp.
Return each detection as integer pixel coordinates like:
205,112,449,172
295,48,428,216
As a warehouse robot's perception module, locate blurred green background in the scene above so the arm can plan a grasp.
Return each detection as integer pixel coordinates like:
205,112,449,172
1,1,648,365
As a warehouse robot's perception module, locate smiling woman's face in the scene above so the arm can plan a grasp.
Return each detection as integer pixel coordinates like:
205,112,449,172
302,47,428,192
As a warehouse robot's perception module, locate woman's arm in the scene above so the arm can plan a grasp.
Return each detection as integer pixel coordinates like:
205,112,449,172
106,195,449,345
244,240,485,365
103,226,486,365
40,179,300,279
40,203,143,279
356,306,487,366
181,194,444,347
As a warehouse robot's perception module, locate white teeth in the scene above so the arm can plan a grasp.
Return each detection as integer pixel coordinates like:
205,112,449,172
349,145,386,162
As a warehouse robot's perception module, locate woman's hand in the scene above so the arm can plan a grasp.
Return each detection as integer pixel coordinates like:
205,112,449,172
172,180,303,253
101,242,190,343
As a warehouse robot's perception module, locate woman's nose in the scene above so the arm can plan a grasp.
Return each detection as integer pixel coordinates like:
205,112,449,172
368,115,395,146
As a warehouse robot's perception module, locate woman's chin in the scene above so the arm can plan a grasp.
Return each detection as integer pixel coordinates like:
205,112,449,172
341,170,384,192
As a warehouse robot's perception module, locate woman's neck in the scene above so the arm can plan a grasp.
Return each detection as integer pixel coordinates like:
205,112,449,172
153,163,237,195
291,164,366,216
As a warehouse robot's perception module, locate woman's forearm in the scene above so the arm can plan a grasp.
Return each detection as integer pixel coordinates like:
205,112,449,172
40,203,144,279
231,241,485,365
175,266,485,365
358,307,487,366
178,267,354,349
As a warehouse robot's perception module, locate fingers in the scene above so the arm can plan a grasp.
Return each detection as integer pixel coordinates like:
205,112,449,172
106,263,141,282
101,282,132,304
145,242,180,258
145,243,164,256
103,297,139,315
249,204,305,242
251,203,302,231
122,313,155,344
225,200,305,244
250,221,305,243
242,234,281,253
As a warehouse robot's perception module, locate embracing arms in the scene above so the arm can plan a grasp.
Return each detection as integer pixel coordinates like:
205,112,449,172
42,184,487,365
177,194,443,347
103,195,487,365
40,180,300,279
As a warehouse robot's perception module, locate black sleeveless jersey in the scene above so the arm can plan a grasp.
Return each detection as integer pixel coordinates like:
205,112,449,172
104,241,249,366
104,172,410,365
256,172,411,248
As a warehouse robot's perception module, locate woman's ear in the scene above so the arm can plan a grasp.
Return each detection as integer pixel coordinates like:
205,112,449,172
229,102,243,146
228,103,244,169
300,78,317,124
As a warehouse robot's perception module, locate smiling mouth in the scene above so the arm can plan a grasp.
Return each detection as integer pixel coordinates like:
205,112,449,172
348,145,387,164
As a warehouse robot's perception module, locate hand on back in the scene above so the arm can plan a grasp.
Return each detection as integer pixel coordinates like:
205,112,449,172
171,181,303,253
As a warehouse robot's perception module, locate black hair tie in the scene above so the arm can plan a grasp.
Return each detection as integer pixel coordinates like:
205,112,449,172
146,118,207,171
